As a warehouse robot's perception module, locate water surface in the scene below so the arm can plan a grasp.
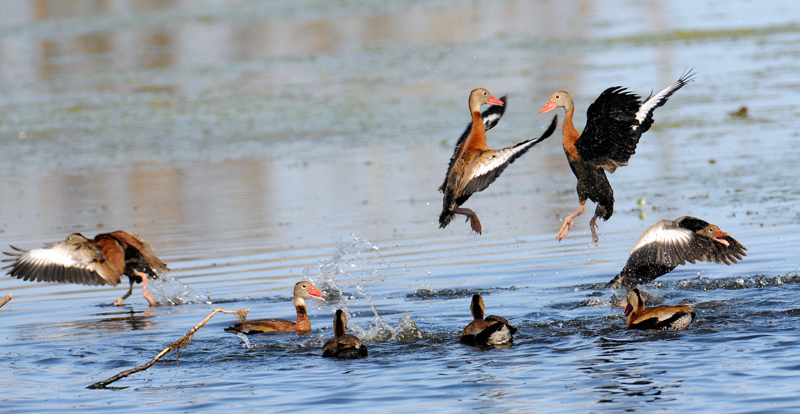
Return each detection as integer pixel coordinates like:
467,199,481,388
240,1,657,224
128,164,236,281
1,0,800,412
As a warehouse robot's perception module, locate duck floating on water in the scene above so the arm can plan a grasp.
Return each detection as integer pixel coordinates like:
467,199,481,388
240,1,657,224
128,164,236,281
225,281,325,334
3,231,168,306
439,90,557,234
460,294,517,346
540,71,695,245
322,309,368,359
622,288,695,331
607,216,746,289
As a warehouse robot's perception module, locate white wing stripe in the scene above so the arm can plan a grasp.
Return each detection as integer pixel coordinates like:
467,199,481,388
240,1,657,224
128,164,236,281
470,141,535,180
630,224,692,254
633,79,687,129
483,113,502,129
22,247,84,268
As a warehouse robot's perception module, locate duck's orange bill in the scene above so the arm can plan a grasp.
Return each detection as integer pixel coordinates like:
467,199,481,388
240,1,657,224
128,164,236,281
714,229,730,246
487,95,504,106
623,304,633,316
309,286,325,301
540,99,556,114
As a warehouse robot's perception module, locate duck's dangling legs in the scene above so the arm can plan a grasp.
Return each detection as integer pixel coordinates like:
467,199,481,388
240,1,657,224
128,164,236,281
454,207,482,234
557,202,585,241
589,214,600,246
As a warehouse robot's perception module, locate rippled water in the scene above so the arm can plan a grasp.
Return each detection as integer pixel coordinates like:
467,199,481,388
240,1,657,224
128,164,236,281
1,0,800,412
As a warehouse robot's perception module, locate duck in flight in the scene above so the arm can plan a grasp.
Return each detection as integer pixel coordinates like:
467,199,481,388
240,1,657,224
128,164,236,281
607,216,746,289
440,89,557,234
3,231,168,306
540,71,695,245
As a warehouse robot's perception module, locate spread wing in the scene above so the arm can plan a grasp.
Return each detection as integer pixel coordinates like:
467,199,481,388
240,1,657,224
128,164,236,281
3,238,122,286
439,96,507,192
458,115,557,197
628,218,746,269
577,70,695,173
576,87,643,173
610,216,746,288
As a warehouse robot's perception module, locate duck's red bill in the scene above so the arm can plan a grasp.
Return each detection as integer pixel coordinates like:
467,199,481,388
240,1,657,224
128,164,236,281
540,99,556,114
623,304,633,316
308,286,325,301
487,95,504,106
714,229,731,246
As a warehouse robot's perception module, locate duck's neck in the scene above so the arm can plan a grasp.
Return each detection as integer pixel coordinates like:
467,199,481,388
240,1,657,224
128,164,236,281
334,317,346,337
626,296,645,328
471,305,484,321
463,109,488,151
295,298,311,331
561,100,580,160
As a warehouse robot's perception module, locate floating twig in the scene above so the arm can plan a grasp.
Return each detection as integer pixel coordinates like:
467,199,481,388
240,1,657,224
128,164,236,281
0,293,11,309
88,307,249,389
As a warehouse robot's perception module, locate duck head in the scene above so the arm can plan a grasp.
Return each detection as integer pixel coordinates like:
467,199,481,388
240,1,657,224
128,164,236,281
470,294,485,320
622,288,645,317
333,309,348,337
540,91,573,114
469,88,503,113
699,224,730,247
293,281,325,307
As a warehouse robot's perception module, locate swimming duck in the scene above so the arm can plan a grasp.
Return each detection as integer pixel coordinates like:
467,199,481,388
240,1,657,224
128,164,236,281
439,89,557,234
3,231,168,306
225,281,325,334
540,71,695,245
460,294,517,346
607,216,746,289
322,309,368,359
623,288,695,331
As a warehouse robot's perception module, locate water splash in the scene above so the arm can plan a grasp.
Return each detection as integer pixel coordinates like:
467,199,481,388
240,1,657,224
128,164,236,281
148,274,209,306
666,271,800,291
303,235,422,342
236,333,253,349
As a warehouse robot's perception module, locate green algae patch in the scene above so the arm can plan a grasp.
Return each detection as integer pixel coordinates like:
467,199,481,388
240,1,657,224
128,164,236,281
609,22,800,45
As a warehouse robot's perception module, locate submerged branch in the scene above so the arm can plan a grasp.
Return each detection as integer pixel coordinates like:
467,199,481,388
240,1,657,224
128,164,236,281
0,293,11,309
88,307,249,389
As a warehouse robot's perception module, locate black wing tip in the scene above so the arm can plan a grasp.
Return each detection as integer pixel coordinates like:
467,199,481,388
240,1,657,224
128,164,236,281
679,68,697,85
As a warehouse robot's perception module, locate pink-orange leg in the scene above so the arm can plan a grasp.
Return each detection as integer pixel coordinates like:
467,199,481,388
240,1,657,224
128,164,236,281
137,270,158,307
557,203,585,241
113,279,135,306
453,207,482,234
589,214,600,246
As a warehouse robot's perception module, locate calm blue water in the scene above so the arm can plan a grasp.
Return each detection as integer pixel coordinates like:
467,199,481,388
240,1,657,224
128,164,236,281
1,0,800,412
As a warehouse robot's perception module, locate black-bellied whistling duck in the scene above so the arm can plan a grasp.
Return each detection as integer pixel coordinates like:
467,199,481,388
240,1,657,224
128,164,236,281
225,281,325,334
622,288,695,331
607,216,746,289
3,231,168,307
439,89,557,234
540,71,695,245
322,309,368,359
460,294,517,346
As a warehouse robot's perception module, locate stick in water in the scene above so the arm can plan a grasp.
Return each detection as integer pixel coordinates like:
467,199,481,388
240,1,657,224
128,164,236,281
0,293,11,309
88,307,249,389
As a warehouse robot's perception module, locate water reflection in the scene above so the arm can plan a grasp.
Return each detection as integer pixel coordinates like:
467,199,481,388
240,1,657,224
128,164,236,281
582,338,683,408
16,308,156,341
